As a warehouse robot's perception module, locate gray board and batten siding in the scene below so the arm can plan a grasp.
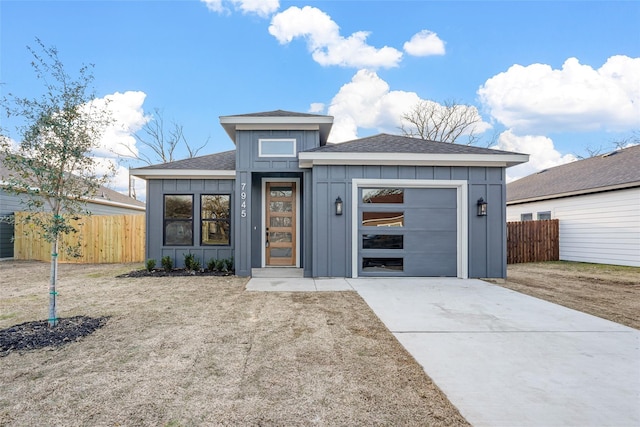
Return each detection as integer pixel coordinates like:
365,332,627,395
310,164,507,279
233,129,319,277
145,178,235,268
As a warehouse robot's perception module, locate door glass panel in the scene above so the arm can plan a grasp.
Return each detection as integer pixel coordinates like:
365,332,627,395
270,248,292,258
270,232,292,242
270,201,292,212
270,186,293,197
362,188,404,204
362,212,404,227
362,258,404,272
362,234,403,249
270,217,292,227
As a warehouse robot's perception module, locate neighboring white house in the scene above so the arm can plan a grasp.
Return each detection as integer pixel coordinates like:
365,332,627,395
506,145,640,267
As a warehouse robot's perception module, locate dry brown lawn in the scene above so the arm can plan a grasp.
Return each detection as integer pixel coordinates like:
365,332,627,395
0,261,468,426
501,261,640,330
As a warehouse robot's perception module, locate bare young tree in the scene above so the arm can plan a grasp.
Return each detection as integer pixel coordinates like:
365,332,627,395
121,108,207,165
400,99,484,145
574,131,639,159
0,39,113,327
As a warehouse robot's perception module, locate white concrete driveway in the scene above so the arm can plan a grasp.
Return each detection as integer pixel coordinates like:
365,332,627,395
348,277,640,427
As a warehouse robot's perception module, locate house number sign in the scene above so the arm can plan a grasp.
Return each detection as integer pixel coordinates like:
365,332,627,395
240,182,247,218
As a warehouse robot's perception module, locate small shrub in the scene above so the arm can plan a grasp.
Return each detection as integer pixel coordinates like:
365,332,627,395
145,259,156,272
206,258,217,272
215,258,226,272
224,257,234,272
184,253,200,272
161,256,173,272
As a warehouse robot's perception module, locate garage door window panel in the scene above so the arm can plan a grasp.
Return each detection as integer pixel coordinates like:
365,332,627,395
362,188,404,204
362,234,404,250
361,211,404,227
362,257,404,272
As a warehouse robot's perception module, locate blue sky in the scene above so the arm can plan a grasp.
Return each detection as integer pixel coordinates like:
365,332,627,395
2,0,639,197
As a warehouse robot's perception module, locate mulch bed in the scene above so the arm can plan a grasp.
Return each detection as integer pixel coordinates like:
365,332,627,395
116,269,234,278
0,315,109,357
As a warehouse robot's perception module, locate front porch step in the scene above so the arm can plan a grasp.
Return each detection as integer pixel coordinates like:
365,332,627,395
251,268,304,278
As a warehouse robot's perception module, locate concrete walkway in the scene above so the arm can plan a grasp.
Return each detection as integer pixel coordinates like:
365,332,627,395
246,276,640,427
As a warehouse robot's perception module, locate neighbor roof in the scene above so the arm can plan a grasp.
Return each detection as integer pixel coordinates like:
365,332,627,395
507,144,640,204
0,154,145,211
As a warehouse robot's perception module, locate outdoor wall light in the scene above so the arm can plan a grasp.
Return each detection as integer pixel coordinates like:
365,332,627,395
477,197,488,216
335,196,343,216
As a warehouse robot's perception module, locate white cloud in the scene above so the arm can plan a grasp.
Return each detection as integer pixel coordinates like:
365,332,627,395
269,6,403,69
326,69,491,143
493,129,576,182
201,0,279,17
308,103,325,114
201,0,224,13
88,91,150,159
85,91,149,198
478,55,640,134
403,30,445,57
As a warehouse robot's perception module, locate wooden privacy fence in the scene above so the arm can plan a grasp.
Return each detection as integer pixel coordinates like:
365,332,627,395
507,219,559,264
14,212,145,263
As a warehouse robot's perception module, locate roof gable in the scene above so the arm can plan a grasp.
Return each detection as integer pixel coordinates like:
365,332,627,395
507,145,640,203
219,110,333,146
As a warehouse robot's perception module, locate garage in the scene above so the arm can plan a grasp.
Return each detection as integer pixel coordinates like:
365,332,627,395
357,186,458,277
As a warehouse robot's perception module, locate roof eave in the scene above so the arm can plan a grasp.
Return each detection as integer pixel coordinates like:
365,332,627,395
130,169,236,180
298,153,529,168
87,198,146,211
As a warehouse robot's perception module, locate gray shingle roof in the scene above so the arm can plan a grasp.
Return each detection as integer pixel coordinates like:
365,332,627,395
304,133,519,155
221,109,330,118
132,150,236,171
507,144,640,203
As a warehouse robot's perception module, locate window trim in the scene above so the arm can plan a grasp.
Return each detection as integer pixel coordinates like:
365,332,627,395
163,194,194,246
200,194,232,246
258,138,297,158
521,213,533,221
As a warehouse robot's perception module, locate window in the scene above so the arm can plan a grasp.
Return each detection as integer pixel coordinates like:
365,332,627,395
362,257,404,272
362,212,404,227
201,195,231,245
362,188,404,204
259,139,296,157
521,213,533,221
537,211,551,220
362,234,403,249
164,195,193,246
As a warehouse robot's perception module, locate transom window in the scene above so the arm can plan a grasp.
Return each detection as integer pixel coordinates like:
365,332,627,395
164,195,193,246
201,195,231,245
259,139,296,157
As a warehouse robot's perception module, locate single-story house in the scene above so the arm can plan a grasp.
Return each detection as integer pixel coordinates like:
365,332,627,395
131,110,528,278
506,144,640,267
0,155,146,258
